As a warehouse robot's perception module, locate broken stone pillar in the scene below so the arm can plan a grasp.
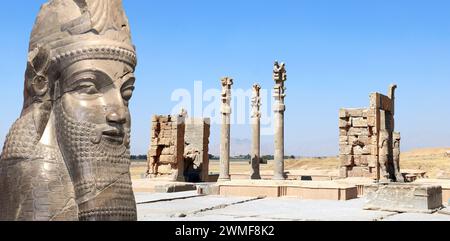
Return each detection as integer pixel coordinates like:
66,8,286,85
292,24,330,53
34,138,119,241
147,114,186,182
393,132,403,182
184,118,211,182
378,113,390,182
250,84,262,180
273,61,287,180
219,77,233,181
339,84,402,182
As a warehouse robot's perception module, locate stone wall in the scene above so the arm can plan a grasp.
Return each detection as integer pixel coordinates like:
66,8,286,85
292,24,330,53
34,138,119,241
339,108,378,179
184,118,211,182
147,115,185,181
339,85,402,182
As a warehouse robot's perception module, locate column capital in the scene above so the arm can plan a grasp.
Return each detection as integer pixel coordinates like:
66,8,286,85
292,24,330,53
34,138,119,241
251,83,262,118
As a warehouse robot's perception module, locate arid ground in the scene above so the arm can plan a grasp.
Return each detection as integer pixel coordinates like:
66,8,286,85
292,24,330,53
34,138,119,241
131,147,450,180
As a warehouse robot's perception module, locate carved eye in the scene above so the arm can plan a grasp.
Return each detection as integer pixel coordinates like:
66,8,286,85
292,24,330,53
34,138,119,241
121,85,135,102
74,81,99,95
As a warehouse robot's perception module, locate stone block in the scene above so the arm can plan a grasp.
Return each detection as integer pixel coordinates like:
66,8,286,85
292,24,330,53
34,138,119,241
368,155,378,168
159,155,177,165
154,183,197,193
352,117,368,128
161,146,175,155
369,93,380,109
197,184,220,195
358,136,370,146
340,167,349,178
353,145,371,155
339,136,348,144
339,119,350,128
148,146,159,157
216,180,358,201
339,109,347,118
346,109,364,117
158,138,172,146
348,136,357,144
364,184,443,213
340,155,354,166
353,155,369,166
340,145,353,155
347,166,374,178
347,127,369,136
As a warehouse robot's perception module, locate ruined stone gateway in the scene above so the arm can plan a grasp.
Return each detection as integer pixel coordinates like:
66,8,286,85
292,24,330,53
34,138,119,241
184,118,211,183
339,84,403,182
147,114,211,183
147,115,186,181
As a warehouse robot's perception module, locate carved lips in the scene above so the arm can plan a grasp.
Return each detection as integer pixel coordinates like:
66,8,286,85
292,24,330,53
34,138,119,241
101,127,125,144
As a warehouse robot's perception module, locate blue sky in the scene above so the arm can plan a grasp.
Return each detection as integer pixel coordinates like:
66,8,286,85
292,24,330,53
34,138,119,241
1,0,450,156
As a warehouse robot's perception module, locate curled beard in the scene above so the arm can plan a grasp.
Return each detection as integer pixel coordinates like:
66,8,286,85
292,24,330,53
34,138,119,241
54,100,136,221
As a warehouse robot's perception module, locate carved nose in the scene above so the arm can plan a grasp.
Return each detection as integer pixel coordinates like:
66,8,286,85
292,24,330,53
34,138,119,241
106,111,126,124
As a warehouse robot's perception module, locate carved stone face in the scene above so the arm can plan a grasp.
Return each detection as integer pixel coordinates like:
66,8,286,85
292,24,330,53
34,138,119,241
53,59,136,209
58,59,134,132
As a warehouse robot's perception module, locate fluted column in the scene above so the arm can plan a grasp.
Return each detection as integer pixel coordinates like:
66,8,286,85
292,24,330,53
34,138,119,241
251,84,262,180
219,77,233,181
272,61,287,180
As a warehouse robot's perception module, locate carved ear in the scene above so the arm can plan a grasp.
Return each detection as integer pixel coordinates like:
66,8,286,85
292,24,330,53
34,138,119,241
26,46,50,99
23,46,52,137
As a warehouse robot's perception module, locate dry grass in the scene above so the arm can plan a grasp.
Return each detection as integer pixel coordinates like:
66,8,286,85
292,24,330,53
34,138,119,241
399,147,450,178
130,162,148,179
131,148,450,179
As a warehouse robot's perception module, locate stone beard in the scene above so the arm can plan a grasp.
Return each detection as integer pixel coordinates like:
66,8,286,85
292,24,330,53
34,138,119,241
0,111,78,221
54,101,136,221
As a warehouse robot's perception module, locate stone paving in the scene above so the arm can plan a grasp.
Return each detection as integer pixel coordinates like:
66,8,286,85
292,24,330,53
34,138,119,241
136,191,450,221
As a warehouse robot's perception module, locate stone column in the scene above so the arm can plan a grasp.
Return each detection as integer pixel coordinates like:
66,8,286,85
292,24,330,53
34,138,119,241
219,77,233,181
251,84,262,179
272,61,287,180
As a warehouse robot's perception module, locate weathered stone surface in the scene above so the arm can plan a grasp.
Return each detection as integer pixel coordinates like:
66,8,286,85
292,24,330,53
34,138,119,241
353,145,371,155
353,155,369,166
273,61,287,180
340,155,354,166
368,155,378,168
340,145,353,155
147,114,185,182
216,180,358,201
414,179,450,206
364,184,443,213
347,127,369,136
339,85,401,182
219,77,233,181
339,109,347,118
0,0,138,221
251,84,262,180
352,117,368,127
184,118,210,182
339,119,350,128
339,136,349,144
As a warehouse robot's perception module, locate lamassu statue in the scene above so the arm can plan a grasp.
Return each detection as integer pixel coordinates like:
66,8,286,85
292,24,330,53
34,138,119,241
0,0,137,221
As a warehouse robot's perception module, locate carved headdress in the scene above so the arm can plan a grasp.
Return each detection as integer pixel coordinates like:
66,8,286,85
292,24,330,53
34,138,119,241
24,0,136,113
